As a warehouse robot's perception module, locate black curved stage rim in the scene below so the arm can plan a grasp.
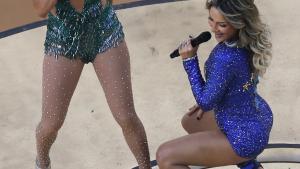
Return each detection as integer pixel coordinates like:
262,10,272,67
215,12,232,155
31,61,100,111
132,143,300,169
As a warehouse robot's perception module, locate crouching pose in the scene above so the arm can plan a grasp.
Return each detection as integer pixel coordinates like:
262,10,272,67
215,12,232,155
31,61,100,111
156,0,273,168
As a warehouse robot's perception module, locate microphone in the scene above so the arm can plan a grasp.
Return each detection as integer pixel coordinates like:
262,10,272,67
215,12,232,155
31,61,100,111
170,31,211,58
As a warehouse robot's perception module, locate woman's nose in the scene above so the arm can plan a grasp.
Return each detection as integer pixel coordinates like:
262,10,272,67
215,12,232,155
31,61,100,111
208,20,219,33
210,23,218,33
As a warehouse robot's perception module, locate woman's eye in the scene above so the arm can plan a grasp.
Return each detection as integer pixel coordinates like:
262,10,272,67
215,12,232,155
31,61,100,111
219,24,227,28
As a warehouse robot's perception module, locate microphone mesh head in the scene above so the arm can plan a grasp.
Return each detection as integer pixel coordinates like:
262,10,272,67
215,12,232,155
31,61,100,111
200,31,212,42
191,31,212,47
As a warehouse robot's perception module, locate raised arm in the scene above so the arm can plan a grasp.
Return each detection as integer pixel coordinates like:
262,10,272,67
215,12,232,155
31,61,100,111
32,0,58,18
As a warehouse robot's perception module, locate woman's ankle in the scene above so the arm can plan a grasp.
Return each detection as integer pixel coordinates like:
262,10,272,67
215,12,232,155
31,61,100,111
36,156,51,169
237,158,263,169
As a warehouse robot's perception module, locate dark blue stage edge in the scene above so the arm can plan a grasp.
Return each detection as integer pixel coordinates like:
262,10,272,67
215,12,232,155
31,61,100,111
0,20,48,39
0,0,186,39
132,143,300,169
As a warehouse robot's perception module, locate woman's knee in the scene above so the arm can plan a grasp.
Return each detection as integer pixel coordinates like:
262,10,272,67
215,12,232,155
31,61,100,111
181,114,193,133
181,111,218,133
181,114,188,128
36,119,64,136
114,112,141,129
156,143,173,168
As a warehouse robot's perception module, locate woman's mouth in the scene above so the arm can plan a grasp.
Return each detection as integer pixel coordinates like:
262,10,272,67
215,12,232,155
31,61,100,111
215,33,223,39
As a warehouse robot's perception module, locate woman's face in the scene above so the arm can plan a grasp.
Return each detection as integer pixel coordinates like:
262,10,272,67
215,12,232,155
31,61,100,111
208,7,238,42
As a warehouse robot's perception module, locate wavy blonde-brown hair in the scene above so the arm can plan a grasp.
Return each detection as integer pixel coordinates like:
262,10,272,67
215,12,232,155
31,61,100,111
206,0,272,77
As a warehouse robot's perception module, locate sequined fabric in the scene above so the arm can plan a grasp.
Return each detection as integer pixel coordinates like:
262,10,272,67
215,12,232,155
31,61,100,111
44,0,124,63
183,42,273,158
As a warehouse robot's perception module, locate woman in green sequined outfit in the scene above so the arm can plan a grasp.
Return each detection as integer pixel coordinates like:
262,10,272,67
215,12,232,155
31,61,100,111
33,0,151,168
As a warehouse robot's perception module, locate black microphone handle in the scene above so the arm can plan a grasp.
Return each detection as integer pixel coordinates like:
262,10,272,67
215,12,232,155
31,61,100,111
170,32,211,59
170,38,203,58
170,49,180,58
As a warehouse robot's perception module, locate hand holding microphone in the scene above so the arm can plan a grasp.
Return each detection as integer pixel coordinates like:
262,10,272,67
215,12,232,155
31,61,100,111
170,31,211,59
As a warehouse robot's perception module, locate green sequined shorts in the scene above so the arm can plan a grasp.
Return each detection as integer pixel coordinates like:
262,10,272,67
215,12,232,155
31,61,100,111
44,1,125,63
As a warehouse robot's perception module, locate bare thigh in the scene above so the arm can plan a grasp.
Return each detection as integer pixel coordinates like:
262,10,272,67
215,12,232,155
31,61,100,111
41,56,84,128
157,130,248,167
92,41,137,123
181,109,219,133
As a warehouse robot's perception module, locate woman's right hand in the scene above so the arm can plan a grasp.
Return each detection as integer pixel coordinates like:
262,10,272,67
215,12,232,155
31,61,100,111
32,0,58,18
50,7,57,17
178,37,199,60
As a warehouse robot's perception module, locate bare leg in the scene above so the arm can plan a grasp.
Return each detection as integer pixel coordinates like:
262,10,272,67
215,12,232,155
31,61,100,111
36,56,84,168
156,130,247,169
181,109,263,169
93,41,151,169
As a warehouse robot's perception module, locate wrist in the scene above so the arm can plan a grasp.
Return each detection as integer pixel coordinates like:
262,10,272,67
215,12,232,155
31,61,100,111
182,55,197,62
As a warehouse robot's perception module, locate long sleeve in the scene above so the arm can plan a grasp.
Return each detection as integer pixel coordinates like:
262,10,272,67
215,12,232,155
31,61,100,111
183,54,236,112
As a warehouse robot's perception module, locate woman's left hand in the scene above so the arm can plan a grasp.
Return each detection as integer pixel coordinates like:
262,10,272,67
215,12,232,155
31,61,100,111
178,37,199,60
187,104,204,120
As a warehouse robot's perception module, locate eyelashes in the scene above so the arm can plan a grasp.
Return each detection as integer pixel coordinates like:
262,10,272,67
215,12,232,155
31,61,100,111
219,24,227,28
208,17,228,28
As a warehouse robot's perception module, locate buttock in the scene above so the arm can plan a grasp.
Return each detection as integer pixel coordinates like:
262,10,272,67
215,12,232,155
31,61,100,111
214,98,273,158
44,2,125,63
222,120,270,158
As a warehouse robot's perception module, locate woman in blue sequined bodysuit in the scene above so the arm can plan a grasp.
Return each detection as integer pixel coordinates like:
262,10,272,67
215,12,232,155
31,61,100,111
156,0,273,169
32,0,151,169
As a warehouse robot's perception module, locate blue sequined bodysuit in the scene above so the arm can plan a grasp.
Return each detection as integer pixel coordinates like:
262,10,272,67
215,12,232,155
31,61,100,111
44,0,124,63
183,42,273,158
